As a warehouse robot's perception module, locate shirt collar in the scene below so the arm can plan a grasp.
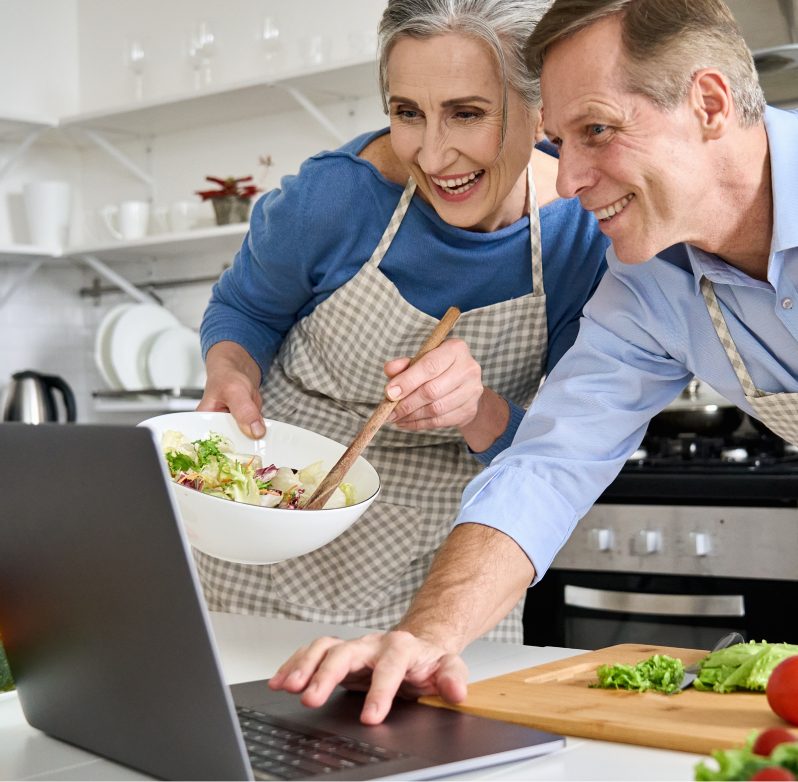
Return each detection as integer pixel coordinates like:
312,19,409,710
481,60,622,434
686,106,798,294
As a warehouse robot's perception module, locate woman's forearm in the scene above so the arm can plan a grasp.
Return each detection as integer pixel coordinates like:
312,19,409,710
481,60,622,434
458,387,511,453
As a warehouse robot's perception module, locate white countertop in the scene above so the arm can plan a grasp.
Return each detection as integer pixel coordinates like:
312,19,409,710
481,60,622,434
0,613,706,781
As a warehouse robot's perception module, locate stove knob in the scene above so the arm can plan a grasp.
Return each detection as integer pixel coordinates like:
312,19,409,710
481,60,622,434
634,530,662,555
690,532,711,557
589,528,614,552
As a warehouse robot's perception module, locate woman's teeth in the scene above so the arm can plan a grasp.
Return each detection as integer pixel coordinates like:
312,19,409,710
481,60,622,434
595,193,635,221
430,170,484,195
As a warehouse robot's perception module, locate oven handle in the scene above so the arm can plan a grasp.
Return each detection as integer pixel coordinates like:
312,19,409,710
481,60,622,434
564,585,745,617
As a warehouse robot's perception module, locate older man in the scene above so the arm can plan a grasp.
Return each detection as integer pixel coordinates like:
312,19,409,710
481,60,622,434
269,0,798,723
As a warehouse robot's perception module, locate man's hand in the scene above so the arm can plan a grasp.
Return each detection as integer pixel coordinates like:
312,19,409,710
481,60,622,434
268,525,535,725
268,631,468,725
197,341,266,439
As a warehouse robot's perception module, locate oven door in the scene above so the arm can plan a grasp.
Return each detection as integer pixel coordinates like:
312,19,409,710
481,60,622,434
523,569,798,649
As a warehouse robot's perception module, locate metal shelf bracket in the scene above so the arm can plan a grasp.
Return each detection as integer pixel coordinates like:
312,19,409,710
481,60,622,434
79,254,158,305
0,128,47,183
280,86,346,144
0,259,44,311
81,129,155,195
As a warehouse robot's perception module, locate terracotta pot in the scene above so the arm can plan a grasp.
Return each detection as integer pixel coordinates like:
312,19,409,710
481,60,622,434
211,196,251,225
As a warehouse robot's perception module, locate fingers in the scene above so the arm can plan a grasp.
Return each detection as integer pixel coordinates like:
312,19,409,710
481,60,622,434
384,357,411,380
435,654,469,704
394,385,480,430
360,638,417,724
200,375,265,439
299,633,384,708
269,636,345,692
384,340,482,429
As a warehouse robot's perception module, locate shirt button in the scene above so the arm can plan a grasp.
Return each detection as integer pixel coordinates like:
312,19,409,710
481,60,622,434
782,298,793,310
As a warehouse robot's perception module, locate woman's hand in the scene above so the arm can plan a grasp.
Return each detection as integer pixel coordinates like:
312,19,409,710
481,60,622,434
197,341,266,439
383,338,483,430
383,338,511,452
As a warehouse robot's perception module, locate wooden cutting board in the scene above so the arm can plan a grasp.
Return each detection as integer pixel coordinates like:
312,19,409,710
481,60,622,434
419,644,786,755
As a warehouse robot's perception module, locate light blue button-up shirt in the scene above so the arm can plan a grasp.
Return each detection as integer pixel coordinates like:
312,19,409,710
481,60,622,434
454,106,798,583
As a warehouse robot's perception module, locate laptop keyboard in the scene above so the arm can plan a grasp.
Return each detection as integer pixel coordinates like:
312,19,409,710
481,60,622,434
237,707,406,780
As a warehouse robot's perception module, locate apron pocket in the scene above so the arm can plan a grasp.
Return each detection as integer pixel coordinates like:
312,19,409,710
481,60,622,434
271,499,422,612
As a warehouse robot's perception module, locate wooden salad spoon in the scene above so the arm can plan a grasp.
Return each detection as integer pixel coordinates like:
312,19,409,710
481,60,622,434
304,306,461,510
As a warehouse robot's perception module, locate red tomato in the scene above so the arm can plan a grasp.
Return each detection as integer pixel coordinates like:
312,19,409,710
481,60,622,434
749,768,796,781
753,728,798,757
767,656,798,726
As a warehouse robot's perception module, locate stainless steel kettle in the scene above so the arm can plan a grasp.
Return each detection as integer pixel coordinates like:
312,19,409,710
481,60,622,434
2,371,77,424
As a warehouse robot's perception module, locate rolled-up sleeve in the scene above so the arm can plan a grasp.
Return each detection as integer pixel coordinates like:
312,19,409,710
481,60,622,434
453,267,693,583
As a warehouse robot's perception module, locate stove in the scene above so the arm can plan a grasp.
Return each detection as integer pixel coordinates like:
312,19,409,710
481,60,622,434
524,428,798,649
606,432,798,506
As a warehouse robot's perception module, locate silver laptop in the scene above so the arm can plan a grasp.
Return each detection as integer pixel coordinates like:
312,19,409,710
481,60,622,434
0,423,564,781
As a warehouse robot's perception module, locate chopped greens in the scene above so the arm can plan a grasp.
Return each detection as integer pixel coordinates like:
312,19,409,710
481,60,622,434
161,430,357,510
695,731,798,781
693,641,798,693
591,654,685,694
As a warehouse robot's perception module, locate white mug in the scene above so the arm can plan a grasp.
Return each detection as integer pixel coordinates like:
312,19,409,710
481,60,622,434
23,181,72,249
169,201,199,233
101,201,150,241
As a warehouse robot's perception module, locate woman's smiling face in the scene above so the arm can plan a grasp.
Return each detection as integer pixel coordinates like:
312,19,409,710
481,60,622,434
387,33,537,233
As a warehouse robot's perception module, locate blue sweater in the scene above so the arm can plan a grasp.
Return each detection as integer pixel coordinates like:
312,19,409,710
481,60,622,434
201,128,609,462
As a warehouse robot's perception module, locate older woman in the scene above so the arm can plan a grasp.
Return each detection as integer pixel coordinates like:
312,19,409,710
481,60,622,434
196,0,608,644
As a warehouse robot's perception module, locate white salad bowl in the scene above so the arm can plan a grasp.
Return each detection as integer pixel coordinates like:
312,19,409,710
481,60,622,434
138,412,380,564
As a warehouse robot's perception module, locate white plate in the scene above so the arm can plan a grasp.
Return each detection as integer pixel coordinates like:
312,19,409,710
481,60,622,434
0,689,17,701
94,303,134,389
147,326,206,389
109,304,181,390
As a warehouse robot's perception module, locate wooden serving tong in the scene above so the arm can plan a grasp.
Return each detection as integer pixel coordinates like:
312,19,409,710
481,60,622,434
304,307,461,510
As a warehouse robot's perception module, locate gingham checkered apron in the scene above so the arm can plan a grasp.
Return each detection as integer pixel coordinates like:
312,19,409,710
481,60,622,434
701,277,798,445
195,166,547,644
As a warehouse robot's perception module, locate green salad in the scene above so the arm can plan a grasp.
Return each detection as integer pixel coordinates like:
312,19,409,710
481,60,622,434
693,641,798,693
161,431,356,510
592,654,686,694
695,732,798,781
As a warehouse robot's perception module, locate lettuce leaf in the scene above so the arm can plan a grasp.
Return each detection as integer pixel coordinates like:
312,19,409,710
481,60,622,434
695,732,798,781
694,642,798,692
592,654,685,694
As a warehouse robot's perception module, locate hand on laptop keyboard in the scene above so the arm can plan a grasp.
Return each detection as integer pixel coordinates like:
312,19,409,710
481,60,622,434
267,631,468,725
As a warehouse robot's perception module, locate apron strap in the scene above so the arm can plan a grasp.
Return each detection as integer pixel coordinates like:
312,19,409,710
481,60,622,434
528,164,544,298
369,166,544,302
700,276,759,397
368,178,417,268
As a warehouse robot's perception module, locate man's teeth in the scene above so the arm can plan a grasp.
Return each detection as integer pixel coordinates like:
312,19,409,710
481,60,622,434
430,170,483,194
594,193,635,221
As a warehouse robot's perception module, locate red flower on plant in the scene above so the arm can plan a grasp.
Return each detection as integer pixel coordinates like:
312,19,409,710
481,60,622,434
196,176,261,201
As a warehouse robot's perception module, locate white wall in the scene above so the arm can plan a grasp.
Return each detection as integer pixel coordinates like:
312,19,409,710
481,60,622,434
0,0,386,424
0,0,80,119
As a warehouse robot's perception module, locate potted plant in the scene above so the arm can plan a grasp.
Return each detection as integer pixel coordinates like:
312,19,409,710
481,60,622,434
196,176,261,225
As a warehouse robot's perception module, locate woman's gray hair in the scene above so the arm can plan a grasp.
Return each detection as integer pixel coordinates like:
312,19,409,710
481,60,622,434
378,0,553,145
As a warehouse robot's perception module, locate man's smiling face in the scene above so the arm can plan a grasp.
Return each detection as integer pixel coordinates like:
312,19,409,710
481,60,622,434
541,16,708,264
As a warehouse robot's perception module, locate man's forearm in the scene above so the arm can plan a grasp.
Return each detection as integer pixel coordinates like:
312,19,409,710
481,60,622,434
459,388,511,453
396,523,536,653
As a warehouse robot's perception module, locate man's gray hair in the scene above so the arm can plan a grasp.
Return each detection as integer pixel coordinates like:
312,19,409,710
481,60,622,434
524,0,766,129
378,0,553,144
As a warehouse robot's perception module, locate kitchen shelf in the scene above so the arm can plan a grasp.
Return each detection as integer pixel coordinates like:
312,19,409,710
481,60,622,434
67,222,249,262
0,223,248,264
58,57,379,137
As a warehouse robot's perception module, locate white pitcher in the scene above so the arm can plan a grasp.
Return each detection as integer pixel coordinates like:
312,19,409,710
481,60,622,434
23,181,72,250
